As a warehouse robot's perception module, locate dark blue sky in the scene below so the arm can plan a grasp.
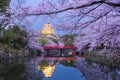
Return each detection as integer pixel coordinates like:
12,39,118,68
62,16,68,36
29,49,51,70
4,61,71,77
10,0,68,35
33,18,67,36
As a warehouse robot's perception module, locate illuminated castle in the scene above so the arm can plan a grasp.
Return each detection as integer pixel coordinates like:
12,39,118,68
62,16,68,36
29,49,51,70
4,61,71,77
39,23,61,46
41,23,55,37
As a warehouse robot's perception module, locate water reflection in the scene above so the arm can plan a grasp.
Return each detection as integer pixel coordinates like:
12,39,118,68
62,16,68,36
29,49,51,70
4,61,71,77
37,58,74,78
0,57,119,80
37,60,55,78
37,57,86,80
0,58,27,80
76,57,120,80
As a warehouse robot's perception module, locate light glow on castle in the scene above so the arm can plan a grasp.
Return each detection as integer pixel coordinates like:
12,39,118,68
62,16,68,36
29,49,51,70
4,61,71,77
41,23,55,37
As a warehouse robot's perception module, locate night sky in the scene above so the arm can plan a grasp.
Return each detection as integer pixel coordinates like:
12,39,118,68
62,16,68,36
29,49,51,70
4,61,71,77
10,0,67,35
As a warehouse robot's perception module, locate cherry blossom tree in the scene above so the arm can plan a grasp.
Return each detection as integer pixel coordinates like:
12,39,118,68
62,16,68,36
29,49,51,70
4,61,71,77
10,0,120,55
26,29,44,52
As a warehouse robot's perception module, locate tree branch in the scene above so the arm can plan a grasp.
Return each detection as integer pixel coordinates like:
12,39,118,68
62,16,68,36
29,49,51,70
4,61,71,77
105,1,120,7
24,1,105,16
21,0,120,16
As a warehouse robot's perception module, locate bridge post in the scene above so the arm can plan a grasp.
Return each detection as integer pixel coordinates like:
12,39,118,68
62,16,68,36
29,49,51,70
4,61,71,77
46,49,49,56
59,49,62,56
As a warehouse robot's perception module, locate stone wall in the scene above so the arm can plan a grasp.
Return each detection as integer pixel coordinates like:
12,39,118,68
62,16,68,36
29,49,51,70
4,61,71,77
0,48,29,58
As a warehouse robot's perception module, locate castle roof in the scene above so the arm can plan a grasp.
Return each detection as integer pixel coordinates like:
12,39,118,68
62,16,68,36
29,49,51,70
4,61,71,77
41,23,55,37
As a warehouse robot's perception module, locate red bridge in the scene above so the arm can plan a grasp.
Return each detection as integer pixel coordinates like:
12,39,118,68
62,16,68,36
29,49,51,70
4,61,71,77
43,46,77,57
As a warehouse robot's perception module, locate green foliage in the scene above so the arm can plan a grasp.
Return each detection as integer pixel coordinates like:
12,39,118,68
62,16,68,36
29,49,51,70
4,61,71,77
29,50,36,56
0,26,28,50
0,25,4,36
37,37,48,46
65,41,74,46
0,0,10,13
60,34,76,46
59,60,76,67
38,60,49,67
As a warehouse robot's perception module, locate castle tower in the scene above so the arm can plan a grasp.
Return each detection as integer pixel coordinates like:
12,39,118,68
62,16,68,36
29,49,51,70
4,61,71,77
41,23,55,37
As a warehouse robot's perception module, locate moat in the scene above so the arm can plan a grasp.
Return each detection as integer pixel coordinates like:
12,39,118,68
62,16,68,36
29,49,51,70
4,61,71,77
0,56,120,80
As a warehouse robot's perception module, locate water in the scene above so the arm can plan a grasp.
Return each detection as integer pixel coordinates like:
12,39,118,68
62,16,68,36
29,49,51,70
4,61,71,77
42,64,85,80
38,57,86,80
0,57,120,80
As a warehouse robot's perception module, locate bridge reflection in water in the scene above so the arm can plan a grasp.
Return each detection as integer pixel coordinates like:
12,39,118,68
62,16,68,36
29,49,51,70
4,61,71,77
0,56,119,80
